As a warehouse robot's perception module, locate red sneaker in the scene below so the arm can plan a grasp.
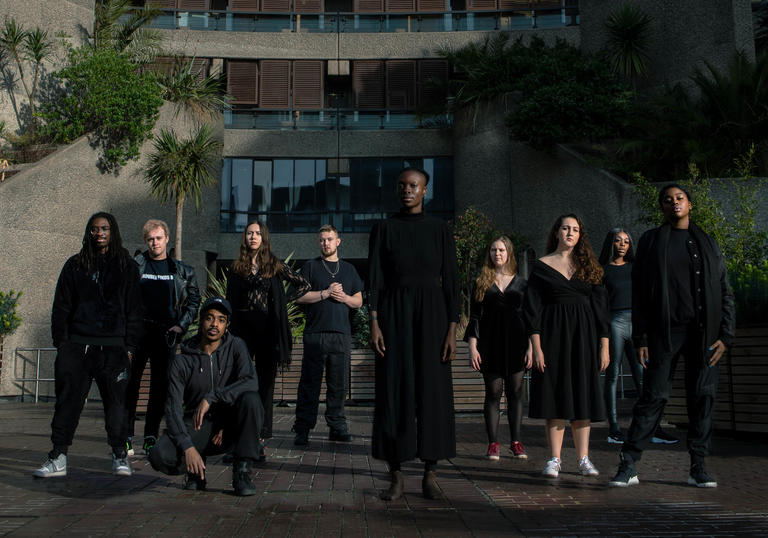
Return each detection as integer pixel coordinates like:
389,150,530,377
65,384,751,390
486,442,501,461
510,441,528,459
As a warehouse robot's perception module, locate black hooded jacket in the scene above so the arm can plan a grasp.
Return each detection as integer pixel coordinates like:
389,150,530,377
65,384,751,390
51,251,143,351
632,222,735,352
165,332,259,451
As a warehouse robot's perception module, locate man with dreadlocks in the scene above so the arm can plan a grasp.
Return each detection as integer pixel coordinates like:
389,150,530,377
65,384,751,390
33,212,143,478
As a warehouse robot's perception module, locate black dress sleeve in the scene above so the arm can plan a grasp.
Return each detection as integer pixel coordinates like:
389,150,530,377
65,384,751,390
591,284,611,339
464,286,482,342
441,221,460,323
523,268,544,337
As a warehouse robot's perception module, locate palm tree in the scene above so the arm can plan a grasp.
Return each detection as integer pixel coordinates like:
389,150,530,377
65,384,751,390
93,0,162,65
155,56,230,118
603,2,652,88
144,125,222,260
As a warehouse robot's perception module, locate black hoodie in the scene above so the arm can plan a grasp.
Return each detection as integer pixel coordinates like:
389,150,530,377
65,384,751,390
165,332,259,451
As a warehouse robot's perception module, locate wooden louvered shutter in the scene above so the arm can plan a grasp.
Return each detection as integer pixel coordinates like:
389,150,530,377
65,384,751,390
355,0,383,12
295,0,323,12
386,60,416,110
418,59,448,107
259,60,290,108
386,0,415,12
292,61,324,110
466,0,497,10
178,0,210,9
417,0,446,11
229,0,260,10
147,0,176,8
148,56,175,77
261,0,290,11
353,61,385,109
190,58,210,82
227,60,258,105
498,0,531,9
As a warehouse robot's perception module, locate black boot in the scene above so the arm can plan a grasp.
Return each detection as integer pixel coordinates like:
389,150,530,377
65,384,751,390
183,472,207,491
232,460,257,496
380,470,404,501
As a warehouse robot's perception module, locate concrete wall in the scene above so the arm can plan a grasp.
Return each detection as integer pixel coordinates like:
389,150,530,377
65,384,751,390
0,105,223,398
579,0,756,92
0,0,92,134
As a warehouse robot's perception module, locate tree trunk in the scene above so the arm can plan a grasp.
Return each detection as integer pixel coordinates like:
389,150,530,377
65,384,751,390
175,193,184,260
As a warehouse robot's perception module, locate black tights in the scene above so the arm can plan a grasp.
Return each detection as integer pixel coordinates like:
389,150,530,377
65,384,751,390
483,371,525,444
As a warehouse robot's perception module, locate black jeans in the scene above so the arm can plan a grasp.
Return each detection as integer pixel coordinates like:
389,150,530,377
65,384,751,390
51,342,130,451
622,326,718,465
124,324,175,439
149,391,264,475
294,332,351,433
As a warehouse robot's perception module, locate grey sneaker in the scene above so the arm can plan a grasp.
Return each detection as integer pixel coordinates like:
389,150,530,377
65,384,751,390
542,457,561,478
33,453,67,478
112,453,133,476
578,455,600,476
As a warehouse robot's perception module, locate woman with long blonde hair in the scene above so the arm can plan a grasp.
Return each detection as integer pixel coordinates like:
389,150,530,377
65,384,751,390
523,214,610,479
226,220,310,460
466,236,532,461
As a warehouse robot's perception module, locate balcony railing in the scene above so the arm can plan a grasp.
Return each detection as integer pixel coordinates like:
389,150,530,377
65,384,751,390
224,108,452,130
132,6,578,34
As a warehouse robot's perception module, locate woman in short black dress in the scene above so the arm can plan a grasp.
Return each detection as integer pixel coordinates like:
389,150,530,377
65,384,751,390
524,214,609,478
226,220,310,457
466,236,531,461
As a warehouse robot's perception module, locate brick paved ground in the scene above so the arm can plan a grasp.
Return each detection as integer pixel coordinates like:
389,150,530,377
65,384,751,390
1,402,766,537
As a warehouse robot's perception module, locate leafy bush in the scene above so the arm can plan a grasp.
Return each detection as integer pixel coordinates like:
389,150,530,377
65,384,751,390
351,305,371,350
40,46,163,171
0,290,22,337
730,261,768,326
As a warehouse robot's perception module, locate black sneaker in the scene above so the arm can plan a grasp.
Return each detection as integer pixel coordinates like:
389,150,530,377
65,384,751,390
232,460,257,496
183,473,207,491
652,427,679,444
142,435,157,455
608,456,639,487
294,429,309,446
607,428,626,444
329,430,353,442
688,464,717,488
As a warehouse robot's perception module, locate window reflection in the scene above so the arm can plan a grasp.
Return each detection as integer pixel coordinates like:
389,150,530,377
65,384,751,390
220,157,453,233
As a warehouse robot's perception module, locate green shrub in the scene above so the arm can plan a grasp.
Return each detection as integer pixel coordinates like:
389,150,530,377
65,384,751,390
730,261,768,327
40,46,163,171
0,290,22,337
351,306,370,350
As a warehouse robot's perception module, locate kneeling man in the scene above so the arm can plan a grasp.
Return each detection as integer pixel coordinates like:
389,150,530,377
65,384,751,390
148,297,263,496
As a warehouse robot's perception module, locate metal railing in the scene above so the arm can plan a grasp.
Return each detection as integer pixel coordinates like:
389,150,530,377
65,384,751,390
14,347,56,403
224,108,452,130
130,6,578,33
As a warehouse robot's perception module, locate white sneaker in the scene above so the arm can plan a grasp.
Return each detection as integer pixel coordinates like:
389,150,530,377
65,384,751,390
112,454,133,476
33,453,67,478
578,455,600,476
542,457,561,478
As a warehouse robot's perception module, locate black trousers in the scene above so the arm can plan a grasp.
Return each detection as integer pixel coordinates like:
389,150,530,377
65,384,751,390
622,326,718,465
124,324,175,439
254,358,277,439
51,343,130,451
294,332,350,433
149,391,264,475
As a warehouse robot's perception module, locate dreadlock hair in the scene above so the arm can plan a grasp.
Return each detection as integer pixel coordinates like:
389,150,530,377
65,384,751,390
545,213,603,285
474,236,517,302
232,220,283,279
76,212,129,273
598,228,635,266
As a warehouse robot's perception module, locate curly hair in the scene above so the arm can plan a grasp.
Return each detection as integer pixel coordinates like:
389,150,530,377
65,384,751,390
598,227,635,266
545,214,603,284
474,235,518,302
231,220,283,278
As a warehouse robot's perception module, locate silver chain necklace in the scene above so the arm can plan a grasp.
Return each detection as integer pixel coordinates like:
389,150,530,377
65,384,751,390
321,258,340,278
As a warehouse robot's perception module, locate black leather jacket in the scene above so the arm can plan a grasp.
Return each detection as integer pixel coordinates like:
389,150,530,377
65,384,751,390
135,251,201,333
632,222,735,352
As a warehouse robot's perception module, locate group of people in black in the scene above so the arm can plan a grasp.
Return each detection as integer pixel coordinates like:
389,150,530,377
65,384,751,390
32,167,735,498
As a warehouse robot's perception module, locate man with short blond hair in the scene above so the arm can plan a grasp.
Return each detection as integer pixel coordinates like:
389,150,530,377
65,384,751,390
123,219,200,455
292,225,363,446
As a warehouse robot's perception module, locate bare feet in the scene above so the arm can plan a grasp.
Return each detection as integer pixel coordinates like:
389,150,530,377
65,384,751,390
421,471,442,500
380,470,403,501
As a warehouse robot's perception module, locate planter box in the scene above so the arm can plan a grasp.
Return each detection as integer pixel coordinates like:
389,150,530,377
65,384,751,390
666,326,768,434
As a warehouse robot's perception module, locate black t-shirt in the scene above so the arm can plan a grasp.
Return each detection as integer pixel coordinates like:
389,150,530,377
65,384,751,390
667,228,695,326
602,262,632,311
140,258,175,324
300,257,363,335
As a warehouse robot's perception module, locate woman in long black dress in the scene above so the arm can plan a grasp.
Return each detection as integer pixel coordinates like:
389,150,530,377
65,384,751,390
524,214,609,478
226,220,310,457
368,167,460,501
466,236,531,461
